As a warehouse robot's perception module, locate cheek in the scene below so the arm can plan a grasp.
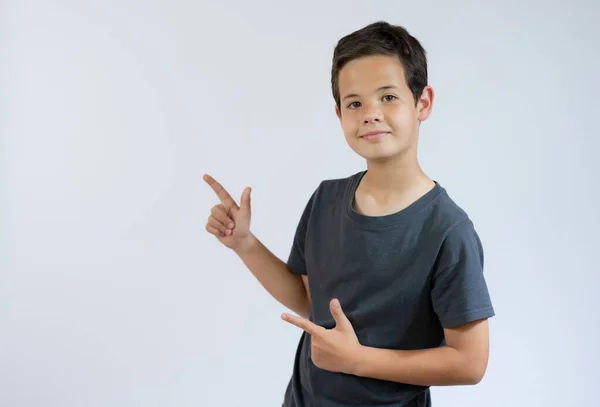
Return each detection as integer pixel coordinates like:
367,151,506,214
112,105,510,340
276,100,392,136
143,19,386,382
385,106,414,127
341,117,357,135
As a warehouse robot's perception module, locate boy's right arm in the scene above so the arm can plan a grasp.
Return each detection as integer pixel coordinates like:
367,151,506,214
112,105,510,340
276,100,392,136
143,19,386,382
233,233,311,319
203,174,311,319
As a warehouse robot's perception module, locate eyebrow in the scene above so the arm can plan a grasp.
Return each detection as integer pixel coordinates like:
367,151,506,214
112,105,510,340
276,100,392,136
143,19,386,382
342,85,399,101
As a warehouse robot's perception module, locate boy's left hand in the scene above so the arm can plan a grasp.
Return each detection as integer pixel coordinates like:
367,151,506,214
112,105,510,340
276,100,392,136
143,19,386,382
281,298,362,375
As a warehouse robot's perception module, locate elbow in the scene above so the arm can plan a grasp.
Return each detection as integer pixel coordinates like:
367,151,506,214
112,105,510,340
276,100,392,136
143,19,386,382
300,296,312,319
290,298,311,319
294,291,311,319
466,371,484,385
453,350,488,385
464,362,487,385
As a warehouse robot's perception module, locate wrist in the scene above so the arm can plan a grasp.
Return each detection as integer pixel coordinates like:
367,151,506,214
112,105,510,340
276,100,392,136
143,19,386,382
233,233,257,256
349,345,369,377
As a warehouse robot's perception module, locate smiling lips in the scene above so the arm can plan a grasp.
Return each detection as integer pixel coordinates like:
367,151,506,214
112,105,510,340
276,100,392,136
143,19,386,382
360,131,389,142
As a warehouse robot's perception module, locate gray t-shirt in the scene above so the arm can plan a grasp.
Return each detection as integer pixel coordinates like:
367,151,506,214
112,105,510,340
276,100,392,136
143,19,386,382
282,170,495,407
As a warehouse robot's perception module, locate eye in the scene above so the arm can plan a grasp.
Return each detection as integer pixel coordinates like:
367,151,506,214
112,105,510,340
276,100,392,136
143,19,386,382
347,101,361,109
383,94,398,102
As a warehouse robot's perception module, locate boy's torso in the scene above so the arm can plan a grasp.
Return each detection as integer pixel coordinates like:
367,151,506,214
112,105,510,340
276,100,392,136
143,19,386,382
284,170,475,407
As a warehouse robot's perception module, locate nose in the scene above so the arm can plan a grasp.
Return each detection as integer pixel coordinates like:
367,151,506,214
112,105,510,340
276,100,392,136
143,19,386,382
361,103,383,125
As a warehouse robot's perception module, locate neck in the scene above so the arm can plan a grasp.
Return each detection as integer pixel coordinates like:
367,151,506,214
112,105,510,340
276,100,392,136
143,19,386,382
362,151,432,195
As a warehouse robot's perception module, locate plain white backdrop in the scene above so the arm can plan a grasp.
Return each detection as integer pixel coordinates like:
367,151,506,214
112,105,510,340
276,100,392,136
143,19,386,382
2,1,599,406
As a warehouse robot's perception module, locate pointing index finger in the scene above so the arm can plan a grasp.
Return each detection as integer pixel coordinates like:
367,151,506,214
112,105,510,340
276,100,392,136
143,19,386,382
282,313,324,336
203,174,238,210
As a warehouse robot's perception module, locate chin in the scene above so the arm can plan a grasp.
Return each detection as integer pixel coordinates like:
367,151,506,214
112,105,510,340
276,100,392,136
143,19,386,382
353,149,400,162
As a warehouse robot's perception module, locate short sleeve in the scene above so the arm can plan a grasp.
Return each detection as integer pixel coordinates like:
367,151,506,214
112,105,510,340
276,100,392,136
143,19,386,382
431,219,495,328
286,187,318,275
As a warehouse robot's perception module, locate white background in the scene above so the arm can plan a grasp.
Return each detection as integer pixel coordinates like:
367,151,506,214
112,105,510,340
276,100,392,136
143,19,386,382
2,1,599,406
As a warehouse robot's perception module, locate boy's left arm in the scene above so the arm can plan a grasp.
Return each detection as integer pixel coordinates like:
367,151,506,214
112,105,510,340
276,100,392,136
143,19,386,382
283,302,490,387
353,317,490,386
354,220,494,386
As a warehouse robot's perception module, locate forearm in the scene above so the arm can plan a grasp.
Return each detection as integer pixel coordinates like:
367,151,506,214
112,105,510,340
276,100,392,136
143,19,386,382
353,345,483,386
234,233,311,318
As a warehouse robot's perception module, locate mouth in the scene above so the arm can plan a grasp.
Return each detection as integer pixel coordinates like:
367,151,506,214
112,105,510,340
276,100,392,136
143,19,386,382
360,131,389,142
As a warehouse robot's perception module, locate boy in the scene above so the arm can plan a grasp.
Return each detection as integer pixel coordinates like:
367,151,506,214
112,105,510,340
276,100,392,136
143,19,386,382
203,21,494,407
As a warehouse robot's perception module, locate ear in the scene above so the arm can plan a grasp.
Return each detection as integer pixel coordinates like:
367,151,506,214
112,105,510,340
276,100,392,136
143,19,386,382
335,104,342,121
416,85,434,122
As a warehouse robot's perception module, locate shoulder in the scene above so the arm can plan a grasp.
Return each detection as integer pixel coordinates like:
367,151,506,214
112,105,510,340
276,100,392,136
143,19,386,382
426,185,484,266
317,170,362,193
425,183,476,238
307,170,363,205
294,171,361,222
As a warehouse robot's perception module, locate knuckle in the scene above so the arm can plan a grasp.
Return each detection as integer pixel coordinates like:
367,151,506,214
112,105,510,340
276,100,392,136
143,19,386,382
212,205,227,219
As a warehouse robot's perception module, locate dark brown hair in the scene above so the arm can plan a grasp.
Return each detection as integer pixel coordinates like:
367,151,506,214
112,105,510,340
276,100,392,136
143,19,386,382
331,21,428,109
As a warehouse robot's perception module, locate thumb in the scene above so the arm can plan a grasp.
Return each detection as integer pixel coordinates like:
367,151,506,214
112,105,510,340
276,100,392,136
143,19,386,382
330,299,352,331
240,187,252,211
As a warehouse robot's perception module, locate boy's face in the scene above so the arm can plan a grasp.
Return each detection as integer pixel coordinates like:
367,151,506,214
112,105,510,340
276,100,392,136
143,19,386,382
335,55,433,162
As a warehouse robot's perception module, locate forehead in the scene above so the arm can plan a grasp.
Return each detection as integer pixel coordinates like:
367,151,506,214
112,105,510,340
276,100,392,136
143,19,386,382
338,54,408,93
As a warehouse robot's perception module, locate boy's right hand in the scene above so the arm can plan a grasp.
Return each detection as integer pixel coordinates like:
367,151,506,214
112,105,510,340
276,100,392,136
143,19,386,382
203,174,253,251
